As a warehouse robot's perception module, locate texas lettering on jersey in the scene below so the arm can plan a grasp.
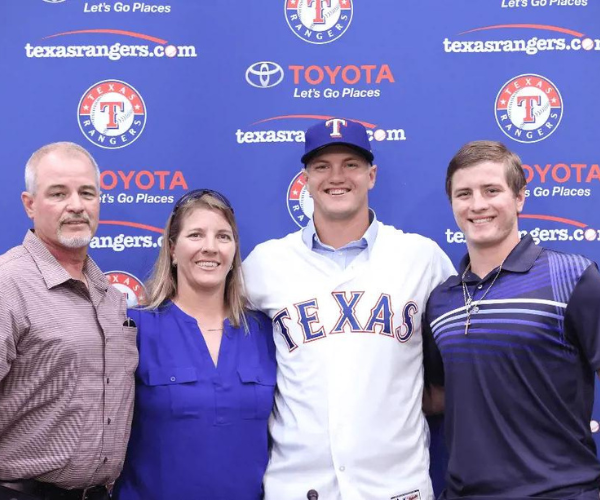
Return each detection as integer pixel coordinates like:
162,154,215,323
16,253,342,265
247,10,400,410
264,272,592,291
272,291,419,351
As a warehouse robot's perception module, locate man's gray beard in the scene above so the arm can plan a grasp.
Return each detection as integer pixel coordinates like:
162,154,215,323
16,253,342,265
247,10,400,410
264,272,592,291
57,231,92,249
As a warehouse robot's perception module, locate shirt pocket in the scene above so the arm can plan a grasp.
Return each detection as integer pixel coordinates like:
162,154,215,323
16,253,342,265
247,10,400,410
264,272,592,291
147,366,200,418
121,326,139,375
237,364,276,420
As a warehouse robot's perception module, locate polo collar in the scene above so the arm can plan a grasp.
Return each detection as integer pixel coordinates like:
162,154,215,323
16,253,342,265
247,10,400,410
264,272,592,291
448,235,542,287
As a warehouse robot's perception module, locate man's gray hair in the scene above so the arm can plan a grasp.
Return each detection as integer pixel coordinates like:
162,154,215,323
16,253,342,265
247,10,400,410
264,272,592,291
24,142,101,195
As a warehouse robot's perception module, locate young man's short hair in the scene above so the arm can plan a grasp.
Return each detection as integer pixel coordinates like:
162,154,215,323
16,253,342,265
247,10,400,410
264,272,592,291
445,140,527,199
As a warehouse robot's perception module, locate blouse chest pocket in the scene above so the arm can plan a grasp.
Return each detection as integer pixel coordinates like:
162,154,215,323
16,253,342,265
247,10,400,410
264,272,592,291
147,366,201,418
237,365,276,420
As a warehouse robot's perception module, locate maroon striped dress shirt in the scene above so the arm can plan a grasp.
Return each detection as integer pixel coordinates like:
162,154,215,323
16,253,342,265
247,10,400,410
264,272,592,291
0,231,138,489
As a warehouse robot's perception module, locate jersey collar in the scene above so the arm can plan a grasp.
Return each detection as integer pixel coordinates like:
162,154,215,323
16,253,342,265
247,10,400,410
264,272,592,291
301,209,379,256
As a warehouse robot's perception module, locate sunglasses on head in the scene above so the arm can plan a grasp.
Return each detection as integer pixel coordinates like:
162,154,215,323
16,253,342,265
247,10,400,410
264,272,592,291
172,189,234,214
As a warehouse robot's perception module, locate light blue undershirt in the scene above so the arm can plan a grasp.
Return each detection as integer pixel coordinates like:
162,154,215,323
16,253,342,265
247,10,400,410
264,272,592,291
301,210,379,270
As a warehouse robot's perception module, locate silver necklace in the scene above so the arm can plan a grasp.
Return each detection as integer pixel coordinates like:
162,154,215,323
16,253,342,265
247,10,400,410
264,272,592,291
461,262,504,335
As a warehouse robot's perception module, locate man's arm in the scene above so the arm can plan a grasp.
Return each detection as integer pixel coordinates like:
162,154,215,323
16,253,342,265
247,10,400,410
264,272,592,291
422,244,453,414
422,308,445,415
423,384,445,416
0,293,19,382
564,263,600,375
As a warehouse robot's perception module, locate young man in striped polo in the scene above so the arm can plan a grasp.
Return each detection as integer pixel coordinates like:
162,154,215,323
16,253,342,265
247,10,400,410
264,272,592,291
424,140,600,500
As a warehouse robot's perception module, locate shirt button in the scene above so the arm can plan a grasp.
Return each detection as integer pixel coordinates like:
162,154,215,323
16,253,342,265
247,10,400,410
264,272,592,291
106,378,110,384
217,416,225,424
478,285,483,289
107,418,111,425
103,457,108,464
170,376,176,382
339,466,345,472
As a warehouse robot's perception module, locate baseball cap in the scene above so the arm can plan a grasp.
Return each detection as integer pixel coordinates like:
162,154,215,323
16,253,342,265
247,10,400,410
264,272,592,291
301,118,374,165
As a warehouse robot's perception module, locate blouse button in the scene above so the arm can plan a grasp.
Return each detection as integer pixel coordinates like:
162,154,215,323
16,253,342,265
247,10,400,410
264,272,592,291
170,376,176,382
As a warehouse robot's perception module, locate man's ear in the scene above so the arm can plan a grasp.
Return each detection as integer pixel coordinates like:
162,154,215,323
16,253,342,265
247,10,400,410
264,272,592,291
368,164,378,190
516,187,526,214
21,191,35,220
301,168,311,194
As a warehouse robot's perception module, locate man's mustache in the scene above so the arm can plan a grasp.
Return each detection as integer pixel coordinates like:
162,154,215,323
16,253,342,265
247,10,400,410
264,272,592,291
59,216,90,226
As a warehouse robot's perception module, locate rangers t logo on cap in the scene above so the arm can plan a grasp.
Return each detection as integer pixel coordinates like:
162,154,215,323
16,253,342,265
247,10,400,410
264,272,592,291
301,118,374,164
326,118,347,138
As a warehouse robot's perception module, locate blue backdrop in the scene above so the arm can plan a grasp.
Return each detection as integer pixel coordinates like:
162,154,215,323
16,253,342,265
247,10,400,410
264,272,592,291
1,0,599,493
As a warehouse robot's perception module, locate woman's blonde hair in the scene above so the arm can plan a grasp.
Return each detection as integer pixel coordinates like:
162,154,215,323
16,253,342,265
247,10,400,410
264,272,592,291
143,191,248,329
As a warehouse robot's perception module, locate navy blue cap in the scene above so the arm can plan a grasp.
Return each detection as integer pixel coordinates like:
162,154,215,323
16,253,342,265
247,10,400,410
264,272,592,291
301,118,374,165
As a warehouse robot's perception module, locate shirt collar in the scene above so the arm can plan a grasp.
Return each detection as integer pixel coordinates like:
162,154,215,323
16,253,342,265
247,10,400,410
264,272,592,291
23,230,108,292
448,234,542,287
301,209,378,254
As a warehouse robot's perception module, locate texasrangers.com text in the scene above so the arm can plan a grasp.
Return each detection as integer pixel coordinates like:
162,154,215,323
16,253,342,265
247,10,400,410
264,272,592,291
446,227,600,244
24,42,196,61
443,36,599,55
90,234,163,252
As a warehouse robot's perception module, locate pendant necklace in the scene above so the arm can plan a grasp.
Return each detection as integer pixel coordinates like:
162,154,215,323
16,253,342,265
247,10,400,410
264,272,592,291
461,261,504,335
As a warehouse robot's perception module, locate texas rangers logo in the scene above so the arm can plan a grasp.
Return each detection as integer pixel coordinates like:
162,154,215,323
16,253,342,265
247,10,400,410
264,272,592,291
495,74,563,144
285,0,353,44
287,172,314,227
105,271,147,307
78,79,147,149
326,117,347,137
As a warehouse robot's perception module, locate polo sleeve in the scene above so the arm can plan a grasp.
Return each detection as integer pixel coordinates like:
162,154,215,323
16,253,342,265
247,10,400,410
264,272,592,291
564,263,600,371
423,306,445,388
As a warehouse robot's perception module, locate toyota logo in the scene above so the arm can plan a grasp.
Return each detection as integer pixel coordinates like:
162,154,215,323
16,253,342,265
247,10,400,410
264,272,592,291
246,62,284,89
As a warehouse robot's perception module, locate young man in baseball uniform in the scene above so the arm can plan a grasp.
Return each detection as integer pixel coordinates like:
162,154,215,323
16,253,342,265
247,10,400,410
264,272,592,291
243,118,455,500
424,141,600,499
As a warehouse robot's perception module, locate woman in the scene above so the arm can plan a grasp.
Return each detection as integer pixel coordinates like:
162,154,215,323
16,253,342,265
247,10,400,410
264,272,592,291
114,189,276,500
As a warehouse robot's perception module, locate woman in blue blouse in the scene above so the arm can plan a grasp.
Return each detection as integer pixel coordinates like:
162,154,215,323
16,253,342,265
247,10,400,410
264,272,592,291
114,189,276,500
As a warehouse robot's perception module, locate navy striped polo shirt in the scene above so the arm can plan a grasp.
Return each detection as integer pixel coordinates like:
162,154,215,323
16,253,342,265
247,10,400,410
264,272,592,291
424,235,600,499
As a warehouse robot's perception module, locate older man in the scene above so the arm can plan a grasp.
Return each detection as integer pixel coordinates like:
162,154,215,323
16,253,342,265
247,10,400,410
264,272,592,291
0,142,137,500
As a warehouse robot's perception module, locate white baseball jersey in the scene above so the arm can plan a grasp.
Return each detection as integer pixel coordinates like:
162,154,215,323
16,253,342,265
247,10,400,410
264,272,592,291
243,222,455,500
